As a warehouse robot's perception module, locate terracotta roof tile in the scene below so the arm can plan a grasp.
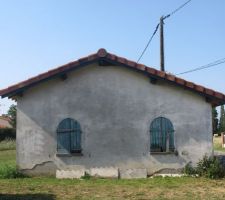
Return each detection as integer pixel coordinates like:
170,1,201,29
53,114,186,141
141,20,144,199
166,74,176,82
0,48,224,106
136,64,146,71
205,88,214,96
117,56,127,64
215,92,224,99
97,48,107,57
146,67,156,75
106,53,116,60
175,77,185,85
157,70,166,78
87,54,98,61
185,81,194,89
126,60,136,68
78,56,89,63
195,84,205,93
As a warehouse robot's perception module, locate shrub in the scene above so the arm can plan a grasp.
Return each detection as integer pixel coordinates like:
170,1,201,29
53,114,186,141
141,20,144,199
183,162,197,176
0,164,27,179
183,155,225,179
196,155,225,179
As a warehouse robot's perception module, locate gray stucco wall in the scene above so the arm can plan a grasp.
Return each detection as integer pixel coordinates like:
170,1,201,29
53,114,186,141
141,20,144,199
16,64,213,175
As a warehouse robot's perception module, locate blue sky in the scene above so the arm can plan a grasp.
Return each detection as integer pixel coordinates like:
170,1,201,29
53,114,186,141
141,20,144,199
0,0,224,114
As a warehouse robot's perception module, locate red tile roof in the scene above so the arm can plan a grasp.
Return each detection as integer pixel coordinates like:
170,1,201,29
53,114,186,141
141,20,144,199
0,48,225,106
0,116,12,128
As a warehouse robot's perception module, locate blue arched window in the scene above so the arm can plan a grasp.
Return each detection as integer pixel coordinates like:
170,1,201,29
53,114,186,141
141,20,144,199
150,117,175,152
57,118,82,154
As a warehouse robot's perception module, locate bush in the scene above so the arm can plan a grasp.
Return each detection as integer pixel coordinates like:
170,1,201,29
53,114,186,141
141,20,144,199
196,155,225,179
183,155,225,179
0,164,27,179
183,162,197,176
0,128,16,141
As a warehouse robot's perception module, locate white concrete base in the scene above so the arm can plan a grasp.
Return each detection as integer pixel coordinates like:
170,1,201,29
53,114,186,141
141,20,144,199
119,168,147,179
88,167,118,178
152,173,184,178
56,169,85,179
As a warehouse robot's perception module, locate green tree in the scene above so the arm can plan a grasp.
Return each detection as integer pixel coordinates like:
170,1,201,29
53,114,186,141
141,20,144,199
7,104,17,129
212,107,218,134
219,105,225,133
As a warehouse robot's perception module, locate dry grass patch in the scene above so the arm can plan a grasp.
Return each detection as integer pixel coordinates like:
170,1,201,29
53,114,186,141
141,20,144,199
0,177,225,199
214,136,225,152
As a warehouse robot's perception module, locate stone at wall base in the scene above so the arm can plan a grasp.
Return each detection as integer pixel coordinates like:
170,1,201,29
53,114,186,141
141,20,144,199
119,168,147,179
56,169,85,179
88,167,118,178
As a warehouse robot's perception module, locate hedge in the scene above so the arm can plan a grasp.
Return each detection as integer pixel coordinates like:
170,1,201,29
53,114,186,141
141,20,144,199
0,128,16,141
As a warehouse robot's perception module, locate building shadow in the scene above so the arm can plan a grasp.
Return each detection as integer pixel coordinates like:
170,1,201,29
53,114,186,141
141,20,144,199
0,193,56,200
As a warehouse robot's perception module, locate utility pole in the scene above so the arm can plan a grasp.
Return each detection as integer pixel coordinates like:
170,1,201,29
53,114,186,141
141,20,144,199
160,16,165,71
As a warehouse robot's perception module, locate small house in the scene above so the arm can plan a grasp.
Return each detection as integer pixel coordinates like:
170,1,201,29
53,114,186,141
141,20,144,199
0,49,225,178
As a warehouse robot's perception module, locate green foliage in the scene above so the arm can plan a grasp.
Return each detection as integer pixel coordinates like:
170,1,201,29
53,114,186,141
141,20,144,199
219,105,225,133
0,139,16,151
183,155,225,179
183,163,197,176
0,128,16,141
196,155,225,179
206,159,225,179
81,172,91,180
212,107,219,134
0,150,16,167
7,104,17,129
0,164,27,179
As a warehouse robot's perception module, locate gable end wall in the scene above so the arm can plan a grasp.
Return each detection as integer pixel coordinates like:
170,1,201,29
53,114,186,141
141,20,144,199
16,64,212,175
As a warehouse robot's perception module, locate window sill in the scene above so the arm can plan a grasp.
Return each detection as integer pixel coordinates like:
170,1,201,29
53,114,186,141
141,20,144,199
56,153,83,157
150,151,178,156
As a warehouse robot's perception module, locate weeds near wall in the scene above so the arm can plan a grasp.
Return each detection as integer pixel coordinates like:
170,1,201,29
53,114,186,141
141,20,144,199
183,155,225,179
81,172,91,180
0,164,27,179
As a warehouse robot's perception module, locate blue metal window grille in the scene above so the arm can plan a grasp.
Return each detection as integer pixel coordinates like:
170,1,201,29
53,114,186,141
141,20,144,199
57,118,82,154
150,117,175,152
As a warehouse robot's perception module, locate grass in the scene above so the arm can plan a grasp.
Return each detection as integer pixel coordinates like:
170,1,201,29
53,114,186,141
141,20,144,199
0,140,19,179
213,136,225,152
0,140,225,199
0,177,225,199
0,149,16,167
0,139,16,151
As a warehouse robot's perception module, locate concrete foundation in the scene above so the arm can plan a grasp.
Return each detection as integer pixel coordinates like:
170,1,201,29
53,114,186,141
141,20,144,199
56,169,85,179
119,168,147,179
88,167,118,178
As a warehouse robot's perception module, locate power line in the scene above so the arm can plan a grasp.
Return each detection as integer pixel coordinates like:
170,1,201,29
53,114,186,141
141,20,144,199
163,0,192,20
137,23,159,63
175,57,225,75
137,0,192,63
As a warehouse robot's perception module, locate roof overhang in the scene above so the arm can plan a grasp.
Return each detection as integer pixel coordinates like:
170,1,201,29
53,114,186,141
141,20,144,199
0,48,225,107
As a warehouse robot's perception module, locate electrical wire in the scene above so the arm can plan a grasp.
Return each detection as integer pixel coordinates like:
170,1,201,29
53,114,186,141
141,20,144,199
137,0,192,63
163,0,192,20
175,57,225,75
137,23,159,63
